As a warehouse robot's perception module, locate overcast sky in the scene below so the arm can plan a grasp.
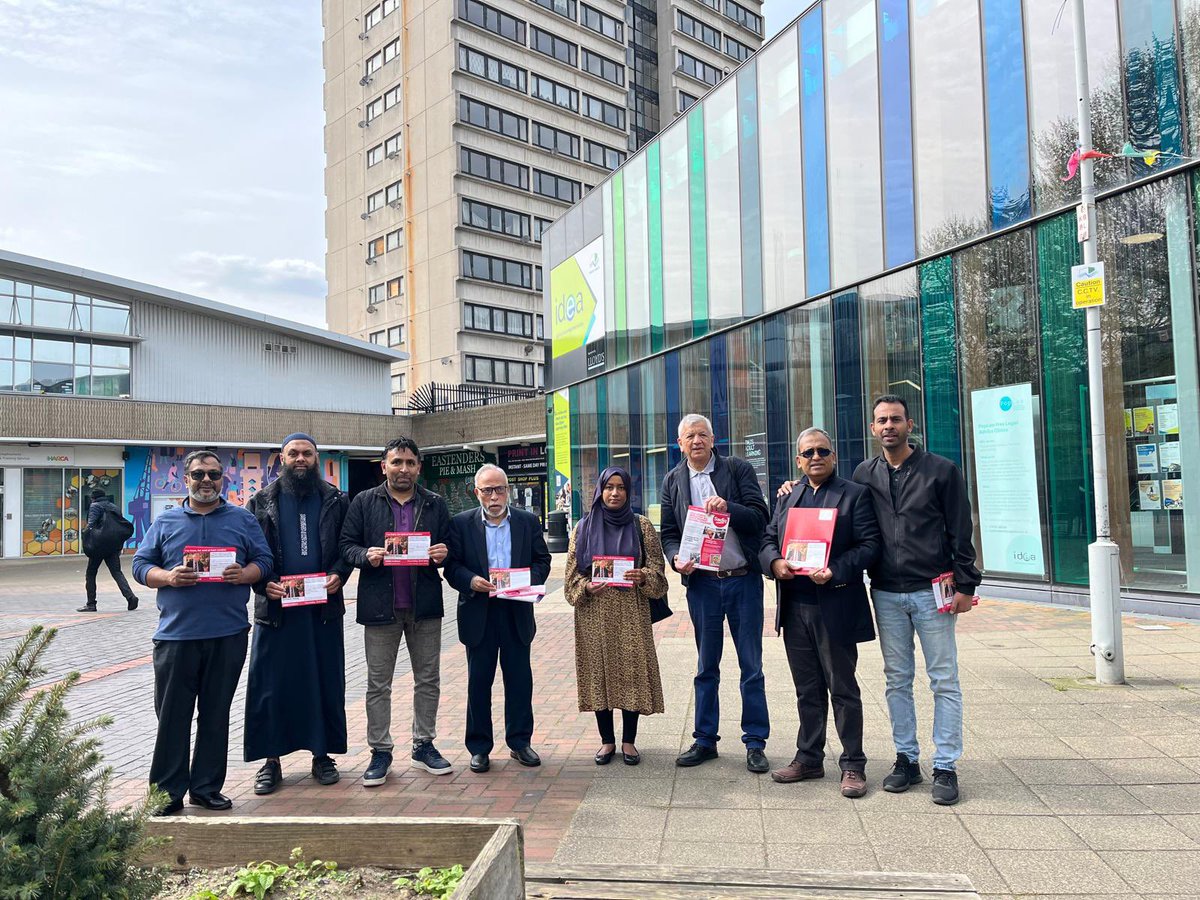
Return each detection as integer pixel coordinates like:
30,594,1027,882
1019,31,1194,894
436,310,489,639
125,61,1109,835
0,1,805,330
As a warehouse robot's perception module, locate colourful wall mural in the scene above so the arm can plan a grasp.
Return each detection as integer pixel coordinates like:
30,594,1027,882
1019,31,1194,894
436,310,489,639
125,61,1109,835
123,447,348,549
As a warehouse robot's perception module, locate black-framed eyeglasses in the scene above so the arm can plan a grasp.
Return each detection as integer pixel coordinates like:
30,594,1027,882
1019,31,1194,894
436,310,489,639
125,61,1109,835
477,485,508,496
800,447,834,459
188,469,224,482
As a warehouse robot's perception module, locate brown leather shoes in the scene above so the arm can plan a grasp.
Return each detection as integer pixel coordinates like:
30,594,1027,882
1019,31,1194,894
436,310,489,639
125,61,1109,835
770,758,824,783
840,769,868,798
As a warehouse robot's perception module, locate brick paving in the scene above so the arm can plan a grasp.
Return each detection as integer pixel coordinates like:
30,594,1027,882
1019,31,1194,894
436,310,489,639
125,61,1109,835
3,554,1200,895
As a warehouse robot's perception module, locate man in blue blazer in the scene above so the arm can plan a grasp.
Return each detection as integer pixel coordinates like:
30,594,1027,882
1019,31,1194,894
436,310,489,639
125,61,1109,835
446,463,552,774
761,427,880,797
660,414,772,773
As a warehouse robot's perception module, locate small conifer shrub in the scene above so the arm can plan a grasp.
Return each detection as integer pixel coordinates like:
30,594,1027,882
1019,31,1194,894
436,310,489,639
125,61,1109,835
0,626,166,899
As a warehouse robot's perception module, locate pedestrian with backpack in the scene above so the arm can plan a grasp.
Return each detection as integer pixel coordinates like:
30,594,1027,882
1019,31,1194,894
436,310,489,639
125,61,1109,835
80,489,139,612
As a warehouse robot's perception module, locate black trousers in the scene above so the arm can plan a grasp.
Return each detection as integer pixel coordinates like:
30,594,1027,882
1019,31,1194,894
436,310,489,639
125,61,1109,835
595,710,640,744
465,600,534,755
150,631,248,802
85,552,135,603
781,600,865,773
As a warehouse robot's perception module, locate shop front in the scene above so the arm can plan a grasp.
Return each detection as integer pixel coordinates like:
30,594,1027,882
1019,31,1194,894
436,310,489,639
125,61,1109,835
0,444,125,558
499,442,547,524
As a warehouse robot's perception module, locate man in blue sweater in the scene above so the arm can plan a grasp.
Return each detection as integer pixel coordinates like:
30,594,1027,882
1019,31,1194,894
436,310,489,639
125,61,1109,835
133,449,274,815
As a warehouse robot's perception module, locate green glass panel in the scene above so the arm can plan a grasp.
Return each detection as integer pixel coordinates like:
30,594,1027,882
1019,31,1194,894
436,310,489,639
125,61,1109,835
688,106,709,336
612,171,628,365
569,383,582,520
1037,212,1090,585
647,141,665,353
597,375,610,470
918,255,962,467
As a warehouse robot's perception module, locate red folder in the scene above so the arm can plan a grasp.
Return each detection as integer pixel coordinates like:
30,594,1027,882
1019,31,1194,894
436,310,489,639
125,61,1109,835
782,507,838,575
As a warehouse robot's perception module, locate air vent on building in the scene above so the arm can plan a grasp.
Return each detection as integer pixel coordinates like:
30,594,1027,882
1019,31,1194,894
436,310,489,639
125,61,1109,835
264,342,298,354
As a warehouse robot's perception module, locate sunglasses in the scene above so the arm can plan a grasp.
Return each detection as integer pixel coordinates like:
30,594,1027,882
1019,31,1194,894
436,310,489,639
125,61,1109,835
188,469,224,482
800,447,834,459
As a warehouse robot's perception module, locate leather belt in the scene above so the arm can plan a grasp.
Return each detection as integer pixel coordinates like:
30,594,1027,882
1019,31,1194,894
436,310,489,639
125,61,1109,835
713,567,748,579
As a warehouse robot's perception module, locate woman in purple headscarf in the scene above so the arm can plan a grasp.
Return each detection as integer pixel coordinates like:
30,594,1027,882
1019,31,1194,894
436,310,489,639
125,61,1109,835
564,466,668,765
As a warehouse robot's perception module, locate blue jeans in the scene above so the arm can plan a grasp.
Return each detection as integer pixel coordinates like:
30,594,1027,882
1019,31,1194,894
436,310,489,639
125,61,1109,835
872,588,962,771
685,573,769,750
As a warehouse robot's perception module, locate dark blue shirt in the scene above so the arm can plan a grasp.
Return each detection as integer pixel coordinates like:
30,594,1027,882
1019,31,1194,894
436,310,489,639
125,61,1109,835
132,500,275,641
278,490,323,577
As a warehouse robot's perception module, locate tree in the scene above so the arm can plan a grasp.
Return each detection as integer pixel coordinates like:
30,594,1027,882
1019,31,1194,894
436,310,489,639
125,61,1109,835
0,626,165,899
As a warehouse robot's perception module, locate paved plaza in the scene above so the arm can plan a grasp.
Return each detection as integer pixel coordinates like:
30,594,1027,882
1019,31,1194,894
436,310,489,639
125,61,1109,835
3,554,1200,898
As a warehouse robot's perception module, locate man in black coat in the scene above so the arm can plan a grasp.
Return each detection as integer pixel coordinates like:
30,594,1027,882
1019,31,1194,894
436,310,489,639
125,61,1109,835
761,427,880,797
660,413,772,773
244,433,353,795
445,463,551,774
79,489,139,612
340,437,453,786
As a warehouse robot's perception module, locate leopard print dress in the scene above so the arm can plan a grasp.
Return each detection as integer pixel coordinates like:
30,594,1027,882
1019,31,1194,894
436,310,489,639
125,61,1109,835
564,515,667,715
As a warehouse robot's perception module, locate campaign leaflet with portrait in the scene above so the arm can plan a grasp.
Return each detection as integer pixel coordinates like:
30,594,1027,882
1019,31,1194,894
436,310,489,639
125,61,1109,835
489,567,545,602
383,531,430,566
590,555,635,587
782,507,837,574
679,505,729,571
183,546,237,582
932,572,980,614
280,572,328,608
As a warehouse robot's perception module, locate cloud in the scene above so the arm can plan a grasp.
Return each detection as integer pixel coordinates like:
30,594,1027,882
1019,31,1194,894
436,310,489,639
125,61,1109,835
174,251,327,326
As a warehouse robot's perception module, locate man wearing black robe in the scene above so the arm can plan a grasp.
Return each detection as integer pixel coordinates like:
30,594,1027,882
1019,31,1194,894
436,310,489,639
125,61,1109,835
244,433,352,794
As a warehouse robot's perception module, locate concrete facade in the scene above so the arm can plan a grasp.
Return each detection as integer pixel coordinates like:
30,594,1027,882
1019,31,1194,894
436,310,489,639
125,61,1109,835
322,0,761,405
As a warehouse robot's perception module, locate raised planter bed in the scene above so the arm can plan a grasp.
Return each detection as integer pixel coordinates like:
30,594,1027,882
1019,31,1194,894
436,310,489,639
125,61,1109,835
145,816,525,899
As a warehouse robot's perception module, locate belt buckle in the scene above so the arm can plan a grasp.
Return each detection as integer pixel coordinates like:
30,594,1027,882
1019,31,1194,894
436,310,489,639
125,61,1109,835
716,569,732,579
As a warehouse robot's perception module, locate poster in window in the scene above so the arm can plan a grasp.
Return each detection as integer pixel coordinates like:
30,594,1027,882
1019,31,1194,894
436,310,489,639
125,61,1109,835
1157,403,1179,435
1135,443,1159,475
1162,479,1183,510
1124,409,1134,438
1132,407,1156,436
1159,441,1181,474
1137,480,1162,510
969,384,1045,577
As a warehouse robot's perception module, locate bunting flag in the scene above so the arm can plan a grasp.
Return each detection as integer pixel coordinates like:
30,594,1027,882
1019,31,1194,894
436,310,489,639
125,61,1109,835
1061,142,1198,180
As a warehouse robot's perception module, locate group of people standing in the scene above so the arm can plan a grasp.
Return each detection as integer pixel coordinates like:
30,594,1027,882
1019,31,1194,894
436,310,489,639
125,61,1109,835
564,395,979,807
127,391,978,815
131,434,549,814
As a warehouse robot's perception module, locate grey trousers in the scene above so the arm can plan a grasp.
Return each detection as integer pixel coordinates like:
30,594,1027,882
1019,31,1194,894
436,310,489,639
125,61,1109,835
364,610,442,753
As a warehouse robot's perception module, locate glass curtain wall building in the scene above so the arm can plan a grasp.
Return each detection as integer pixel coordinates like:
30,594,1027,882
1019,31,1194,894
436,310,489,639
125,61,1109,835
545,0,1200,609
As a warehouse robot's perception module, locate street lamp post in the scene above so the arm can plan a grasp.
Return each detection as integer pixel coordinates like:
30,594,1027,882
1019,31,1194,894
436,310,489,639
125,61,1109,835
1072,0,1125,684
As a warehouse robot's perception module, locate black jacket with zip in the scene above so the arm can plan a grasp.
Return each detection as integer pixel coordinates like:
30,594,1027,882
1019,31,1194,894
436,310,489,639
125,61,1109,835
339,482,451,625
246,478,353,627
852,445,982,595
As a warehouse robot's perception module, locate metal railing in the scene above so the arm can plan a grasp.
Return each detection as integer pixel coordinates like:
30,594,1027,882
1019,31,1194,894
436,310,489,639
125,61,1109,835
397,382,540,414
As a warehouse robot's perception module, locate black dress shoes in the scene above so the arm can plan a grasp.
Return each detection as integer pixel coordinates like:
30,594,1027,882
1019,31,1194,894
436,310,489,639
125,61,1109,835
469,753,490,773
189,792,233,810
254,759,282,795
675,742,719,767
623,751,641,766
510,746,541,767
155,797,184,816
595,747,616,765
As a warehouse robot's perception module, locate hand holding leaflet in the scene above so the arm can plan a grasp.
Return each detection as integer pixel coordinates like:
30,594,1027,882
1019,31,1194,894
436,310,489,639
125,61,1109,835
591,555,635,587
678,506,729,571
782,507,837,575
932,572,979,614
384,532,431,566
280,572,328,607
490,567,545,601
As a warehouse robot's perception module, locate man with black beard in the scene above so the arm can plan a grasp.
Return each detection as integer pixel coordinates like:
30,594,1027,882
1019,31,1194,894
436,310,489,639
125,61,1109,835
243,434,353,795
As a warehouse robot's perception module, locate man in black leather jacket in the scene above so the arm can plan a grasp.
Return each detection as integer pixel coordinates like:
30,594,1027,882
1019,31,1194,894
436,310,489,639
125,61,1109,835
340,437,452,786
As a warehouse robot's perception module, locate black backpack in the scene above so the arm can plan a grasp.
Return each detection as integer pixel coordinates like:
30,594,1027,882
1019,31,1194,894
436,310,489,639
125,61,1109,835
83,503,135,558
